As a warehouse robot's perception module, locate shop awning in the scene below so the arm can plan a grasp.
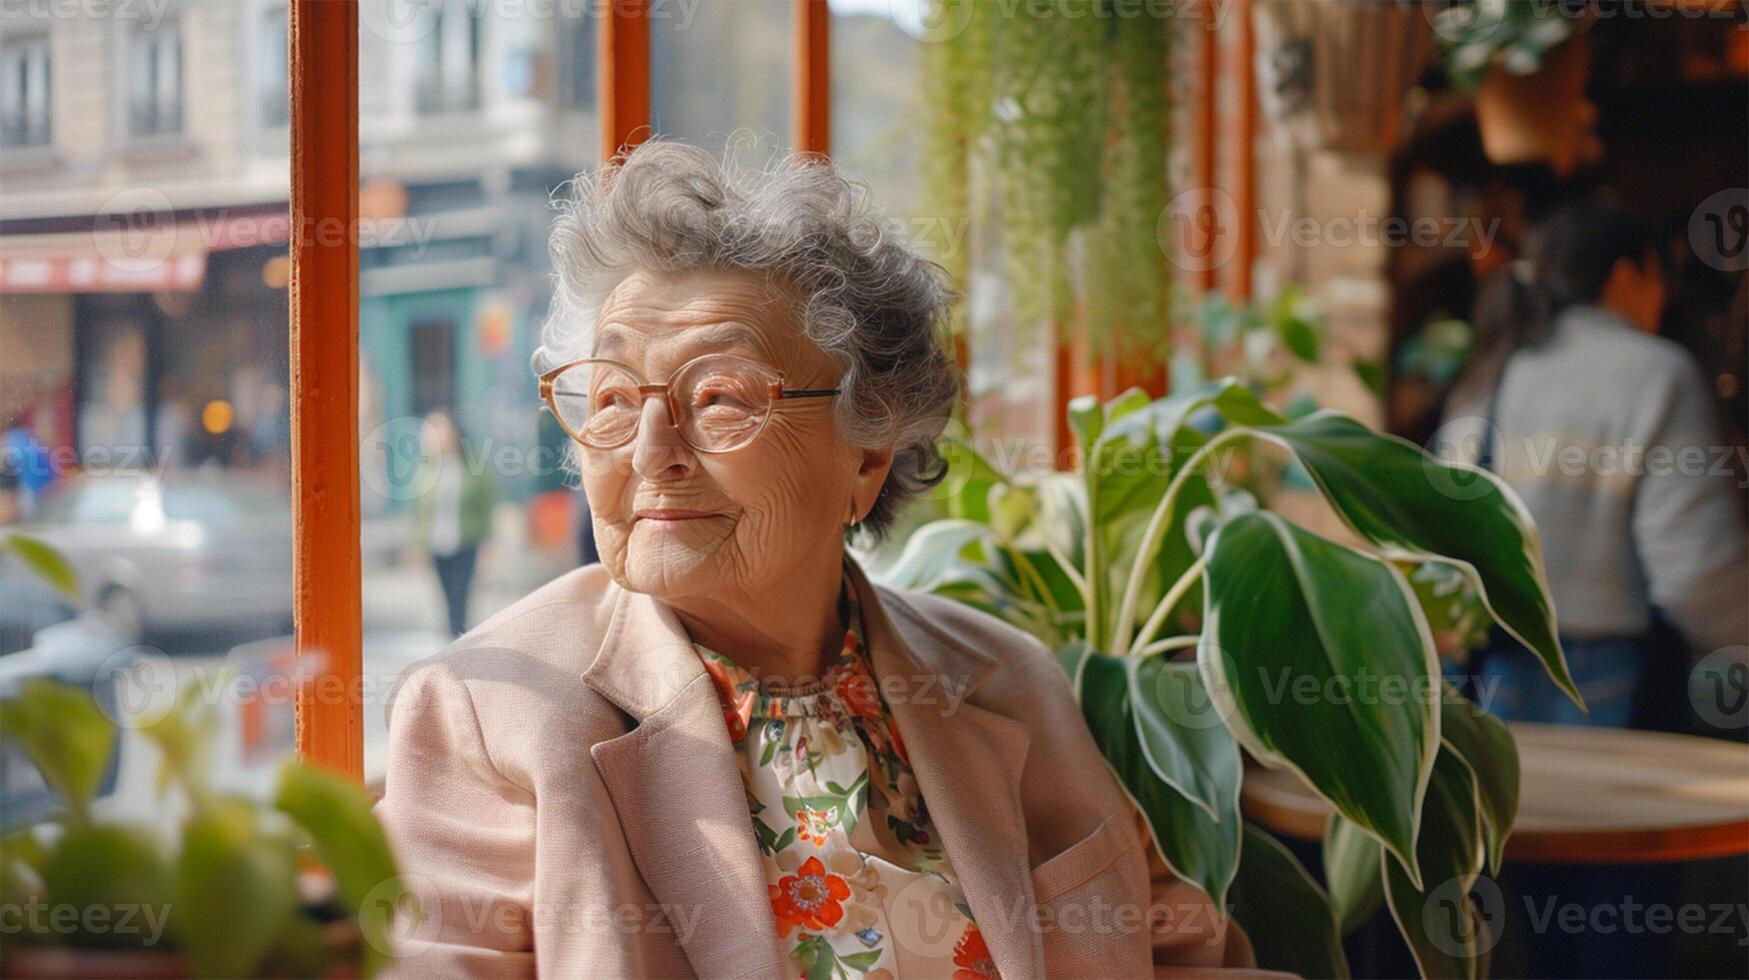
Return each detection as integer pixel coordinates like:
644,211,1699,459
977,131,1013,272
0,211,289,294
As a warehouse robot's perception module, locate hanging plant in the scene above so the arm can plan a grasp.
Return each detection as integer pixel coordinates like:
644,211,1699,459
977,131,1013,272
922,0,1176,361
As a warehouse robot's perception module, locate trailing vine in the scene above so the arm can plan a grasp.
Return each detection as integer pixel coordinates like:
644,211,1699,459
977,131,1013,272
921,0,1177,366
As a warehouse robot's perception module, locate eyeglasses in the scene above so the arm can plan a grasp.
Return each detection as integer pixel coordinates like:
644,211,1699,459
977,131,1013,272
539,353,841,454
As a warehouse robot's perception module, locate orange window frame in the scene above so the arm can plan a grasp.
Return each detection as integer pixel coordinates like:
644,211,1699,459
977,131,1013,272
290,0,832,781
290,0,1249,775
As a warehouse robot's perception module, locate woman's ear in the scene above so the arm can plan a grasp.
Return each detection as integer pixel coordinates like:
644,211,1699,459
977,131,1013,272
850,444,895,521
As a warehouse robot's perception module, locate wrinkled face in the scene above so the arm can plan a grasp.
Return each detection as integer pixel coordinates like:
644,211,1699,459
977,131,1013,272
577,268,875,599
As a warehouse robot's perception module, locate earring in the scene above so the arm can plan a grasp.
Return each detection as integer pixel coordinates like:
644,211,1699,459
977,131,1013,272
845,496,859,530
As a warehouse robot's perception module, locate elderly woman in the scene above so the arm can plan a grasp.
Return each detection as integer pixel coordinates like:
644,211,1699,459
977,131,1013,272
375,142,1260,979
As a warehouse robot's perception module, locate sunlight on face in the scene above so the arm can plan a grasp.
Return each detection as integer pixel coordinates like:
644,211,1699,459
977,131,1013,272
577,268,854,599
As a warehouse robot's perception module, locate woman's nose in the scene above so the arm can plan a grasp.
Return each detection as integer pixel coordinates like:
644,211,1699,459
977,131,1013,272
630,391,695,479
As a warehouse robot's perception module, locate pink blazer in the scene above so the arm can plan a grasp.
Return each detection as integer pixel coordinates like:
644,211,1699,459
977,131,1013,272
374,557,1272,978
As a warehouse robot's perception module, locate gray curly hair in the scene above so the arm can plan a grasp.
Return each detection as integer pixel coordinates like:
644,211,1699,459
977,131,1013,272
536,139,962,543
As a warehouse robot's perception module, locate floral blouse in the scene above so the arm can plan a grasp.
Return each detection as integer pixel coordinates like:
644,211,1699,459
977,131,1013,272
694,569,1000,980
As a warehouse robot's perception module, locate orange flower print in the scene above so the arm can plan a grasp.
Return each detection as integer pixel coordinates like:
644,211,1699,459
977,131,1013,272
769,856,852,937
953,923,999,979
885,716,910,764
701,656,756,742
833,660,884,721
796,806,837,846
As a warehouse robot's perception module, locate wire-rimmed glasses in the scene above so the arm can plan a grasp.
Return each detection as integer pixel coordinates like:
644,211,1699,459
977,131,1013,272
539,352,841,454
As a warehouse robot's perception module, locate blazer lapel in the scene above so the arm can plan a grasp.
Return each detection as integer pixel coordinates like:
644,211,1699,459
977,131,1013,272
847,561,1044,980
584,584,789,980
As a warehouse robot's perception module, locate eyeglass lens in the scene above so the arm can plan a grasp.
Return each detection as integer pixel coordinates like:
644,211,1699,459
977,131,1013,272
550,355,775,452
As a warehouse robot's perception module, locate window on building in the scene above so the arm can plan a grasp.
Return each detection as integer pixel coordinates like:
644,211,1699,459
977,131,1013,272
414,0,482,115
128,20,183,137
563,10,595,110
0,34,51,148
260,5,289,128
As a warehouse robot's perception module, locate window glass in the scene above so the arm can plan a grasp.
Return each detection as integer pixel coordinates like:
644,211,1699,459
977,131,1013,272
651,0,790,165
355,0,599,784
0,1,294,832
0,33,51,148
128,19,183,137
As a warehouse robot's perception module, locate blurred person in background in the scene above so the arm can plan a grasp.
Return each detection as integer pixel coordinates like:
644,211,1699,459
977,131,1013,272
1438,201,1749,727
2,412,56,520
413,409,497,637
0,454,20,526
152,377,193,469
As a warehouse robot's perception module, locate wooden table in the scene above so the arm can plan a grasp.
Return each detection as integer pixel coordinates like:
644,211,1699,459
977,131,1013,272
1242,723,1749,864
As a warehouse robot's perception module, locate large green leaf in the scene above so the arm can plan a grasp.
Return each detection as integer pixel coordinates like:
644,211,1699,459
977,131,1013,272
41,824,176,949
1437,684,1519,873
1230,824,1349,979
276,763,403,977
1,532,78,598
937,436,1008,525
876,519,998,593
1323,814,1385,935
1099,379,1281,650
1199,511,1438,885
1129,657,1239,822
178,797,300,978
1071,648,1241,907
1381,748,1491,980
1251,412,1578,706
0,678,115,825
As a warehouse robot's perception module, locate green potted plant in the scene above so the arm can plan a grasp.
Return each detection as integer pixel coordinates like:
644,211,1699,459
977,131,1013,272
878,379,1577,979
1434,0,1595,175
0,674,408,979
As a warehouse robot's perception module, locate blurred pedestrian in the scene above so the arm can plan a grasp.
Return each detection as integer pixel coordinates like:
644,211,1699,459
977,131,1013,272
2,412,56,519
1438,201,1748,727
413,409,497,637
